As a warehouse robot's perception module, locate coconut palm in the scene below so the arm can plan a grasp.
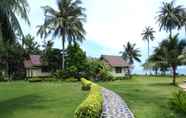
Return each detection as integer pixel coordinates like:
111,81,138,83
0,0,30,43
121,42,141,78
153,34,186,85
37,0,86,70
179,47,186,64
157,1,184,36
141,26,155,58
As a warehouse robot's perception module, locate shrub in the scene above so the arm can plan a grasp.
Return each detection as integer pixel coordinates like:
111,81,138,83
99,69,114,81
81,78,94,90
74,79,103,118
169,90,186,113
13,71,25,80
53,70,65,80
28,78,42,82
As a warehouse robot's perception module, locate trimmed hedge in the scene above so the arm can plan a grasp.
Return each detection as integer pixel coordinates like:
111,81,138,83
81,78,95,90
74,78,103,118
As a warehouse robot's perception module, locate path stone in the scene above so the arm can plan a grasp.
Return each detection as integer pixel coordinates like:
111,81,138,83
101,88,135,118
179,83,186,91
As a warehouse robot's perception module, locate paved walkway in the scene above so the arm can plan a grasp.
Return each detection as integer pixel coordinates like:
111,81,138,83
101,88,134,118
179,83,186,91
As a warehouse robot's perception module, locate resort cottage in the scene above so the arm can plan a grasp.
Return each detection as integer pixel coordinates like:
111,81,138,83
101,55,130,77
24,55,51,77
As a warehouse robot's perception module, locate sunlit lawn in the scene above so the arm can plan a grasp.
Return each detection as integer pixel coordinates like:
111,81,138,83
101,76,186,118
0,76,186,118
0,81,87,118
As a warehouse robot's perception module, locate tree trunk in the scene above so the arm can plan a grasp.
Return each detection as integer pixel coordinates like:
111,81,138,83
147,39,150,75
172,65,176,85
170,30,172,38
128,67,131,79
62,35,65,70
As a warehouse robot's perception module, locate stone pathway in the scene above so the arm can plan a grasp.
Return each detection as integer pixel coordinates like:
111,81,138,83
101,88,135,118
179,83,186,91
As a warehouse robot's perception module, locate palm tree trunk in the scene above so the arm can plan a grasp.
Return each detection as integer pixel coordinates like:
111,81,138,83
147,39,150,75
170,30,172,37
172,65,176,85
128,67,131,79
62,34,65,70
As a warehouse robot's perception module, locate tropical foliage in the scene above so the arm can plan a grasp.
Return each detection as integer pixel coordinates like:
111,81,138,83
141,26,155,58
157,1,185,35
121,42,141,78
37,0,86,69
144,34,186,85
170,90,186,113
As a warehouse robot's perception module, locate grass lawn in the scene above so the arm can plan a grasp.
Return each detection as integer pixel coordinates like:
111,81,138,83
101,76,186,118
0,76,186,118
0,81,87,118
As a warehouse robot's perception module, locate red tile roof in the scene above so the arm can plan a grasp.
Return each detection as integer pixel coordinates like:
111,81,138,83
24,55,42,68
101,55,129,67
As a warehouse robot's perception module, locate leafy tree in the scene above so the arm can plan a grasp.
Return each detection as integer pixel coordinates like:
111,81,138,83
65,43,87,78
0,40,24,80
157,1,185,36
23,34,41,55
121,42,141,78
85,58,112,81
37,0,86,70
42,40,62,72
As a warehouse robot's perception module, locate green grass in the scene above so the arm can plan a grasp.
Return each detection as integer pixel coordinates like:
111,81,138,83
0,81,87,118
0,76,186,118
100,76,186,118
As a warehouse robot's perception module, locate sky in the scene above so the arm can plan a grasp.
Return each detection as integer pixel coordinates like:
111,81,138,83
20,0,186,74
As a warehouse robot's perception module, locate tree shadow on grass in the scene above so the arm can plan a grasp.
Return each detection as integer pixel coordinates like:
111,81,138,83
147,82,174,87
0,94,46,118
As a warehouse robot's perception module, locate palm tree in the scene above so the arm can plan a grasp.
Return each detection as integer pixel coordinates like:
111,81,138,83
0,0,30,78
37,0,86,70
179,47,186,64
154,34,186,85
121,42,141,78
0,0,30,43
141,26,155,59
23,34,41,55
157,1,184,36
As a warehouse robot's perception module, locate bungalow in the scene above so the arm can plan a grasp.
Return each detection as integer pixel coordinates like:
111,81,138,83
24,55,51,78
101,55,130,77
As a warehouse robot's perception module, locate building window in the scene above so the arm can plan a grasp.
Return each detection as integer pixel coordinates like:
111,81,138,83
115,67,122,73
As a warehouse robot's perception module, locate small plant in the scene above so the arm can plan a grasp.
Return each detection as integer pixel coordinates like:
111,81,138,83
169,90,186,113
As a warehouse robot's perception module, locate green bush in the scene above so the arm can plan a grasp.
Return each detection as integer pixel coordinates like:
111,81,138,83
81,78,94,90
28,78,42,82
170,90,186,113
99,69,114,81
53,70,65,80
74,79,103,118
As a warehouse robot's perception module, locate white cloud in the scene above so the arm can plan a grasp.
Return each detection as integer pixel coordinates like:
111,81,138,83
84,0,158,50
